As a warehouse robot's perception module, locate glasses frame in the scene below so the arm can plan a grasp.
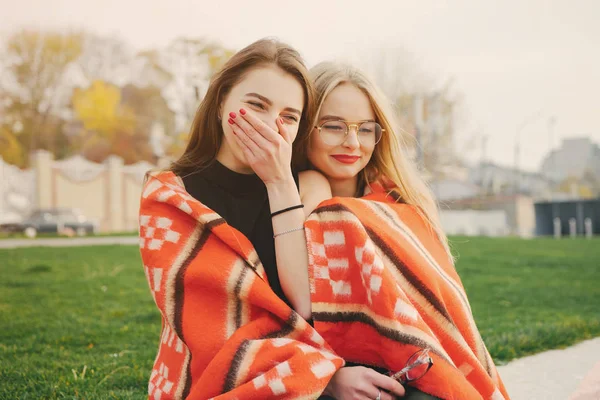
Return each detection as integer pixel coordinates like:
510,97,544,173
314,119,385,147
389,348,434,385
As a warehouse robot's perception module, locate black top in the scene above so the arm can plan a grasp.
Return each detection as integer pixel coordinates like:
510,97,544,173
181,160,297,306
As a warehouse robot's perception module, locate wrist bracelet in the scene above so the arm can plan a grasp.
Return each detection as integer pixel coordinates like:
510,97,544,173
271,204,304,218
273,226,305,238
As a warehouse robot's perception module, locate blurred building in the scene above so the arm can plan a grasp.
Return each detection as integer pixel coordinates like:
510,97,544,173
431,179,479,202
541,137,600,183
469,161,552,198
440,194,535,238
535,198,600,236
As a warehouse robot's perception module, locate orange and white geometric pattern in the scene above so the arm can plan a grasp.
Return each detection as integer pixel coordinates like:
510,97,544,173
149,362,174,400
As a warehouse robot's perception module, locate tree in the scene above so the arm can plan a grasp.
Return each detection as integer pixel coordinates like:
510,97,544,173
121,84,175,137
72,80,136,141
71,81,177,164
0,30,233,166
0,30,83,163
0,127,26,167
353,46,467,181
165,131,189,159
137,38,234,132
121,84,176,162
75,34,134,86
71,79,141,163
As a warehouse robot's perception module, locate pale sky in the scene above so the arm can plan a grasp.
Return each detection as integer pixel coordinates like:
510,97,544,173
1,0,599,171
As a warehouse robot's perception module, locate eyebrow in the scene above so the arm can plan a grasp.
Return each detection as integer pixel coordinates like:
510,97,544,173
245,92,302,116
320,115,376,122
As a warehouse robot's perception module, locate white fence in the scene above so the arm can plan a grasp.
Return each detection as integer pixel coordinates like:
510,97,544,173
440,209,509,237
0,151,156,232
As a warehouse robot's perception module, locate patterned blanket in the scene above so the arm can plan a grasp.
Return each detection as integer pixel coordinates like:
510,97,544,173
139,171,343,399
305,185,510,400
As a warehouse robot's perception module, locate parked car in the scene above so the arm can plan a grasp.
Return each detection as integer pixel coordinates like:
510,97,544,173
0,208,98,238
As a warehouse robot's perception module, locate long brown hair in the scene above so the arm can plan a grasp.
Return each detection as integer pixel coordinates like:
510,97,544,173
294,62,452,260
170,38,314,177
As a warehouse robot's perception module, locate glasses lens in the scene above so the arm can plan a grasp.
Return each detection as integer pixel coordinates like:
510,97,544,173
319,121,347,145
358,122,382,147
404,349,432,381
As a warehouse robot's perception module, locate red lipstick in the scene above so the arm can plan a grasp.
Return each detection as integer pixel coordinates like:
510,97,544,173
331,155,360,164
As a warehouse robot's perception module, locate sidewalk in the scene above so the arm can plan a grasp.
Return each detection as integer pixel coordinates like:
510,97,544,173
497,337,600,400
0,236,138,249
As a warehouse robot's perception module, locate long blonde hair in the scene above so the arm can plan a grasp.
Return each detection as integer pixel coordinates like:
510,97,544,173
171,38,315,177
293,61,452,259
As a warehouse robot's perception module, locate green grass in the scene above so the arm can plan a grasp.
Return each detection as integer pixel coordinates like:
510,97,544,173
1,237,599,398
0,246,157,399
451,236,600,362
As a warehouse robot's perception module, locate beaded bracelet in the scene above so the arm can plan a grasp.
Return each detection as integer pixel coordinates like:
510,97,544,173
271,204,304,218
273,226,305,238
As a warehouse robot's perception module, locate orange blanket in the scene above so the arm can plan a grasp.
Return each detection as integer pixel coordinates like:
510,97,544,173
139,171,343,399
305,185,509,400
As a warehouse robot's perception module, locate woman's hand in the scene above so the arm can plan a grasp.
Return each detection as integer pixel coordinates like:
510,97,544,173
324,366,405,400
228,109,293,185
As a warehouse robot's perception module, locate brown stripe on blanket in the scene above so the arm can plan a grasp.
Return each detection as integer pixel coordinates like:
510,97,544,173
370,202,471,313
366,203,494,374
223,339,251,392
174,218,225,398
264,311,298,339
311,203,460,349
234,266,249,331
223,312,299,392
174,218,225,337
247,250,263,272
365,225,455,325
181,350,193,399
313,202,354,215
225,259,250,339
313,310,449,362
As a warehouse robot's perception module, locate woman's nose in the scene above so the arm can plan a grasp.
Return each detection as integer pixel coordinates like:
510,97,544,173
342,127,360,149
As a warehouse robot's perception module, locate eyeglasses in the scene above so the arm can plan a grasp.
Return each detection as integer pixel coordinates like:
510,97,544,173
389,348,434,384
314,120,384,147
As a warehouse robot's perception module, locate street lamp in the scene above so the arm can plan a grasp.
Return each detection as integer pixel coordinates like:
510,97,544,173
513,110,543,194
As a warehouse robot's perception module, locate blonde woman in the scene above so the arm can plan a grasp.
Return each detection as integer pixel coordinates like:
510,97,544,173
293,62,510,400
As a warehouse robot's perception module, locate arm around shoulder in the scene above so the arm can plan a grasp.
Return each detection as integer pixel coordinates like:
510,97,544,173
299,170,332,217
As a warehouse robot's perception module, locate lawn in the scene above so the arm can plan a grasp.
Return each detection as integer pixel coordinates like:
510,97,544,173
1,237,599,398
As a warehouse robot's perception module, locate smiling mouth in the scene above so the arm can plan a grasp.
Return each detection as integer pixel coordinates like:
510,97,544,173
331,155,360,164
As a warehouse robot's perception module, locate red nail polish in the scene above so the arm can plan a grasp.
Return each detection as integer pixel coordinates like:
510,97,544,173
279,118,284,124
229,112,236,119
239,108,246,115
228,118,234,124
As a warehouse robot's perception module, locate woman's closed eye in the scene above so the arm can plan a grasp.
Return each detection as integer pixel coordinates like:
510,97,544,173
323,123,344,131
246,100,298,123
247,101,266,110
282,115,298,123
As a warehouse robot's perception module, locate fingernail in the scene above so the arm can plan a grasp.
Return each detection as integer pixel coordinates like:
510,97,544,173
279,118,284,124
228,118,234,124
229,112,236,119
239,108,246,115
